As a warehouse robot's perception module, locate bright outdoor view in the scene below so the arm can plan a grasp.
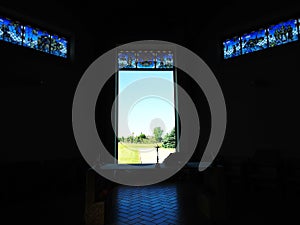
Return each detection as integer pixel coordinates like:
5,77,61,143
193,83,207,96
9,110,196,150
118,70,176,164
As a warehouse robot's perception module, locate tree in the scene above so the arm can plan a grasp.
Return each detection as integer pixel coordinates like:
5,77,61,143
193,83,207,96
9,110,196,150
153,127,163,142
137,133,146,143
134,136,139,143
139,132,146,139
162,127,176,148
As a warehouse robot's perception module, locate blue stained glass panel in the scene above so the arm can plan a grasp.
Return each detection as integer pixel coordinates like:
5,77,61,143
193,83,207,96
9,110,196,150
156,51,173,68
223,37,241,59
299,18,300,37
267,19,298,47
50,34,68,58
241,29,268,54
118,51,136,69
23,25,50,53
0,17,23,45
137,51,155,68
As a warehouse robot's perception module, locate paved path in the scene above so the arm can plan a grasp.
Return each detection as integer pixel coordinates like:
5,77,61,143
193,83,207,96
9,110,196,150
138,148,175,164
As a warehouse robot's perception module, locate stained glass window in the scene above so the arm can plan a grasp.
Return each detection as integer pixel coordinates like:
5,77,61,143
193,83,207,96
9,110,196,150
23,26,50,53
267,19,298,47
241,29,268,54
156,51,173,68
118,51,136,69
223,36,241,59
137,51,155,68
223,18,300,59
0,15,68,58
298,18,300,37
0,17,23,45
50,34,68,58
118,50,174,70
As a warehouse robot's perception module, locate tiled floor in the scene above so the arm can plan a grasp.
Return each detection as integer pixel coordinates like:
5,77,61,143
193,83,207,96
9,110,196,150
4,160,300,225
105,183,210,225
104,178,298,225
4,166,299,225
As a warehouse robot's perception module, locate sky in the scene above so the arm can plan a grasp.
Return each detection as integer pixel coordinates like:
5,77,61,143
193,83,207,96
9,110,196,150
118,70,176,137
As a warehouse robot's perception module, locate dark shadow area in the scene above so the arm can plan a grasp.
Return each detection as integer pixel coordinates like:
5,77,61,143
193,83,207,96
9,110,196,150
1,1,300,225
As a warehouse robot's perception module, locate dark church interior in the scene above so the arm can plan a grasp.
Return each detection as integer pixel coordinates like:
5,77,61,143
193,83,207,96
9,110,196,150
1,1,300,224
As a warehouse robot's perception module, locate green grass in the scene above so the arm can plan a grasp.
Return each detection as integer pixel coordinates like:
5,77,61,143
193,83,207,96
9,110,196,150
117,142,176,164
120,143,162,149
121,143,175,151
118,143,141,164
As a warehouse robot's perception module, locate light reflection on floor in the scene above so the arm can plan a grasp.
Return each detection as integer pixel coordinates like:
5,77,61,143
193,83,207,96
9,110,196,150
108,184,182,225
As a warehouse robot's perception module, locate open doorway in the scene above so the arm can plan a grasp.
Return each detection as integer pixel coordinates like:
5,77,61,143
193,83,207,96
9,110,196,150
116,50,178,164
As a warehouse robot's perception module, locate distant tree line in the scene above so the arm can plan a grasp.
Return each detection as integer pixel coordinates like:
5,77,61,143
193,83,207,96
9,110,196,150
118,127,176,148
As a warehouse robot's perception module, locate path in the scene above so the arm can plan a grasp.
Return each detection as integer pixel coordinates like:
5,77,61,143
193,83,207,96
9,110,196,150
138,148,175,164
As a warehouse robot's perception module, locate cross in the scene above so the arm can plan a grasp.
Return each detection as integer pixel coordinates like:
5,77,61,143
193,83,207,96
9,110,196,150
155,144,160,164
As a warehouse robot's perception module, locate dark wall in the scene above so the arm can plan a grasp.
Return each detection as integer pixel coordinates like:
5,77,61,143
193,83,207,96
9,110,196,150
195,2,300,160
0,1,189,163
1,1,300,164
0,1,95,162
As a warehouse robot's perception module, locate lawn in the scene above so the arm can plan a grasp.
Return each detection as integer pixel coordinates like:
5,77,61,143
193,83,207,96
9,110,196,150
121,143,162,149
118,143,141,164
118,142,176,164
122,143,175,152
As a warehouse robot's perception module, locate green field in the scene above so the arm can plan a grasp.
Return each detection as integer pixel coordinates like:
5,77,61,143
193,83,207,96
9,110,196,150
118,143,141,164
118,142,175,164
121,143,162,149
